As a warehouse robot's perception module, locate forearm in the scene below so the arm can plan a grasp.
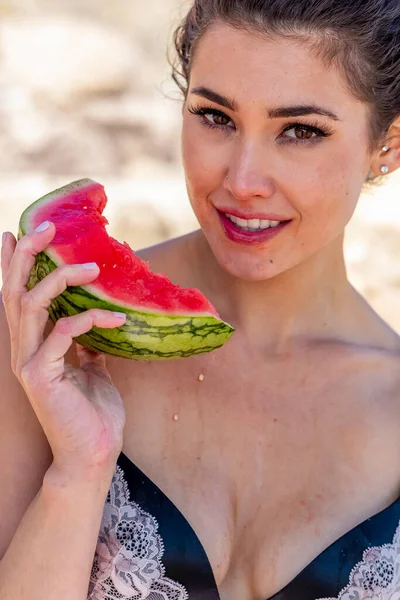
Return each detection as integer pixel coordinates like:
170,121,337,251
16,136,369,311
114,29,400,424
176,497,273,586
0,468,112,600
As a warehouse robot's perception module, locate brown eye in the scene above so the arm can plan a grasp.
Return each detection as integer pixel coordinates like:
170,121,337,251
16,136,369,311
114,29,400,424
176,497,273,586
206,113,231,127
188,106,235,130
283,125,318,140
279,122,333,144
294,126,314,139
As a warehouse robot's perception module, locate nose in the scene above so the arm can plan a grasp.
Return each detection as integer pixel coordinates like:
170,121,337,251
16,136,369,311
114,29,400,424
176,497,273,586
224,141,276,202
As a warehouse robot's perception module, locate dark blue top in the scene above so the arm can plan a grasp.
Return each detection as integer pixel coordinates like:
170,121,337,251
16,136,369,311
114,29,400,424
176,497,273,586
87,452,400,600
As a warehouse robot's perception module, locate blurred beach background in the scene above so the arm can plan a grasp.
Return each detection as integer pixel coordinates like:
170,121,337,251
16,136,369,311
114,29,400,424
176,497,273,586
0,0,398,331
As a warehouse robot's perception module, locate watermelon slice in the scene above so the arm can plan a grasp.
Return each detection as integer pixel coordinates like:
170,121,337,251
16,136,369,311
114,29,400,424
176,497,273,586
18,179,234,360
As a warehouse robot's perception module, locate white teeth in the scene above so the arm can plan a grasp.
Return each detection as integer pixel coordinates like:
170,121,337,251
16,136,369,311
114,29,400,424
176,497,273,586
225,214,283,231
248,219,260,228
236,216,248,227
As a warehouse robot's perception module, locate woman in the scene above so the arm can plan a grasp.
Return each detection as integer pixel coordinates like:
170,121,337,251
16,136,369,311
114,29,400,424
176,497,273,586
0,0,399,598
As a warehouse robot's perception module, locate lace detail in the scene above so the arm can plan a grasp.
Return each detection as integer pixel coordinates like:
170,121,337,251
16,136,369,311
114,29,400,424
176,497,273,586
88,465,189,600
318,520,400,600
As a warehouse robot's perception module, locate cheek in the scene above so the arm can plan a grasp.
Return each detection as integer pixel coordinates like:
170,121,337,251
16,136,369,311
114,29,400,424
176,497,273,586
313,129,369,221
182,121,222,215
289,148,363,235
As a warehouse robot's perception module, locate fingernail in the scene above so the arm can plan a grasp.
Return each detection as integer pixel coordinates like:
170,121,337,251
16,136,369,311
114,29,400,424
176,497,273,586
81,262,98,270
113,312,126,320
35,221,50,233
2,232,6,246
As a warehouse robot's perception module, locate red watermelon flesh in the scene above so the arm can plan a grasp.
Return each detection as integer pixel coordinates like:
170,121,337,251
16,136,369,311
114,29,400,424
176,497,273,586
30,179,218,316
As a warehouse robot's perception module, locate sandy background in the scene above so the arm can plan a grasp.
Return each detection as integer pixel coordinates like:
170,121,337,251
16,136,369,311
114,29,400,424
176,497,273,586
0,0,399,331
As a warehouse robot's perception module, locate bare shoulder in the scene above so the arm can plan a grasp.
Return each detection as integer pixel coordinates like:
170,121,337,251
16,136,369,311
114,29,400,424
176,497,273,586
379,340,400,414
136,231,201,287
367,320,400,404
137,231,194,263
0,295,52,559
346,330,400,429
345,291,400,412
360,338,400,495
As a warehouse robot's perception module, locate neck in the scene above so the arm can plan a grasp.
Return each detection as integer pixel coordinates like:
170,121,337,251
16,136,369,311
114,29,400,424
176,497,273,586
192,231,356,352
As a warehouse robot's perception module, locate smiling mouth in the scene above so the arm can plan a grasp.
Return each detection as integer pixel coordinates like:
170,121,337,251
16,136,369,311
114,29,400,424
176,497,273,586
216,209,292,245
223,213,284,232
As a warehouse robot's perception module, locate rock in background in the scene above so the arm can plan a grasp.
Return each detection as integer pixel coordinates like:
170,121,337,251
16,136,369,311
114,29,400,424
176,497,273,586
0,0,398,331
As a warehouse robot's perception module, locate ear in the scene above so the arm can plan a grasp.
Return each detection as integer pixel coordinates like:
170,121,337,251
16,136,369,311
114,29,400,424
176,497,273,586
370,116,400,177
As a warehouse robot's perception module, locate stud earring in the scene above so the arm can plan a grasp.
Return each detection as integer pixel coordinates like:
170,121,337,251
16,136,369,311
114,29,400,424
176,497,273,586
380,165,389,174
382,146,390,153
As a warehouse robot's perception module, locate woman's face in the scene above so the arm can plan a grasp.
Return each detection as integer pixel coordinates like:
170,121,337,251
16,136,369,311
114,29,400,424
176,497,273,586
181,24,375,281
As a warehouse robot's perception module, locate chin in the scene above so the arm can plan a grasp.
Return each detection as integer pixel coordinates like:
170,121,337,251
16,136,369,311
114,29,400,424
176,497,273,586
212,245,285,282
198,225,290,281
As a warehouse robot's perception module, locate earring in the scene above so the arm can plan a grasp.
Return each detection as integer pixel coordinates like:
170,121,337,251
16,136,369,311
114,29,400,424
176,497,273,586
382,146,390,153
380,165,389,174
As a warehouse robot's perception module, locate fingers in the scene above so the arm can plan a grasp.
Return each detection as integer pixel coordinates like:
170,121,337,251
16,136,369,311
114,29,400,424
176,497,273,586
17,262,101,371
75,342,109,374
26,309,126,385
1,232,18,361
2,221,126,388
1,232,17,278
1,222,56,369
2,221,55,298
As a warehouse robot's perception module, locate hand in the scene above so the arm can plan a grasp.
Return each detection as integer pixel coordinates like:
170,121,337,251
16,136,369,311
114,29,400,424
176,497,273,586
1,222,127,483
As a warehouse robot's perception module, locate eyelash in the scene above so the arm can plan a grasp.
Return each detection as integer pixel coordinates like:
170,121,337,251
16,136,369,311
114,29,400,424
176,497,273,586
187,105,335,144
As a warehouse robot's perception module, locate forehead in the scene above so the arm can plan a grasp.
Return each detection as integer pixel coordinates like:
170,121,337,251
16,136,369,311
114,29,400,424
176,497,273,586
190,23,357,113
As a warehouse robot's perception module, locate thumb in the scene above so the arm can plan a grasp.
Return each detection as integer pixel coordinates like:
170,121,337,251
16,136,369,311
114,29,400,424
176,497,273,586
76,343,111,378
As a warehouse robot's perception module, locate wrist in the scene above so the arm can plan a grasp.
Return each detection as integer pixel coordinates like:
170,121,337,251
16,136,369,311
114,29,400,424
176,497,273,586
44,459,116,497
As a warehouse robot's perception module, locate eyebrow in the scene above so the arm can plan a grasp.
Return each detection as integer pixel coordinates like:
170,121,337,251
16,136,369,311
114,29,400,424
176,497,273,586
191,86,239,111
190,86,340,121
268,105,340,121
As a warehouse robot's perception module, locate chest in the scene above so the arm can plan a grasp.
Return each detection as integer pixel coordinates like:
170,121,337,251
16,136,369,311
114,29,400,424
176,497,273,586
109,351,400,599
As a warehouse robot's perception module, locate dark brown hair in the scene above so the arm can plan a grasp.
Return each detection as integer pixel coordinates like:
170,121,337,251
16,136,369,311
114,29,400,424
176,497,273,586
171,0,400,154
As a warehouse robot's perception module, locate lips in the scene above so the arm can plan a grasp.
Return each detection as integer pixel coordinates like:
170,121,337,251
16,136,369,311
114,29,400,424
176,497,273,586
217,209,291,246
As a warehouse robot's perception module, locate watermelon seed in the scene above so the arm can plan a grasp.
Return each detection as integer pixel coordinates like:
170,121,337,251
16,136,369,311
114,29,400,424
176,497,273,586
198,373,205,382
173,414,179,422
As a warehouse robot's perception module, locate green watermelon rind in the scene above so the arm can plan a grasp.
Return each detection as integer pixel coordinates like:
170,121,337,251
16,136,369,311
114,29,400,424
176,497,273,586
20,227,235,361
